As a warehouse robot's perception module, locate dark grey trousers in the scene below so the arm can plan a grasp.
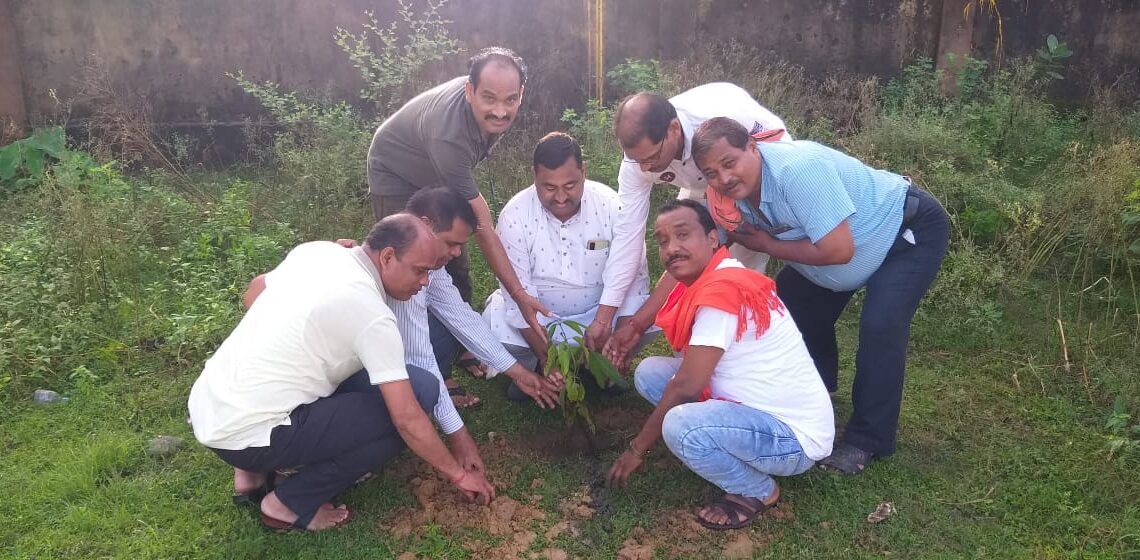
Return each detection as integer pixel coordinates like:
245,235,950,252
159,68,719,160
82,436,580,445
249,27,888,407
210,365,439,528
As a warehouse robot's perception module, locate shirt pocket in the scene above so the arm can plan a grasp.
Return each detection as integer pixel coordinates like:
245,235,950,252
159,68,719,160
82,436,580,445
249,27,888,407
581,244,610,281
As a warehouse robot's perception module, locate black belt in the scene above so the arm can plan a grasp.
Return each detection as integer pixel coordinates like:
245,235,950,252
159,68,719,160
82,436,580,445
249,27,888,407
901,177,921,228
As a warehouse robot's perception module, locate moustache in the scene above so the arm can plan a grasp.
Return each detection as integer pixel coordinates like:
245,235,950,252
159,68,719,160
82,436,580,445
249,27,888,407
666,254,688,267
485,115,510,122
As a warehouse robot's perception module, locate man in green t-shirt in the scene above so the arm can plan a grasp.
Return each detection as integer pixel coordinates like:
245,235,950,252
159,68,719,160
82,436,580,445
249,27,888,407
367,47,549,393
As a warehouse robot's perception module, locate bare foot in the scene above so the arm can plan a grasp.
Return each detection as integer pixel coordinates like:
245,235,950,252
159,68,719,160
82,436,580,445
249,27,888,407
261,491,351,531
234,468,266,495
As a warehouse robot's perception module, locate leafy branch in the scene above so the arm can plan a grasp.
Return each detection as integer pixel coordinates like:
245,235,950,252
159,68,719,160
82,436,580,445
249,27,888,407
543,319,625,433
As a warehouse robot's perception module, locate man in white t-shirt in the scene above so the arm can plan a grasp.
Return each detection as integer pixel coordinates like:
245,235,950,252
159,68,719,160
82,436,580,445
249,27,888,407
595,83,792,364
187,215,496,533
606,199,833,531
481,132,657,398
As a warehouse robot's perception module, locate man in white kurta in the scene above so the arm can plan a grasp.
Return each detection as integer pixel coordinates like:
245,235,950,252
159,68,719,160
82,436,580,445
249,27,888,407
589,83,792,356
483,133,657,396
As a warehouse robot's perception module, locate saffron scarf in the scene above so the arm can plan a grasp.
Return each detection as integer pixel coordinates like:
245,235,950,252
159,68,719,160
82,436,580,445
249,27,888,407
655,246,785,400
705,129,785,233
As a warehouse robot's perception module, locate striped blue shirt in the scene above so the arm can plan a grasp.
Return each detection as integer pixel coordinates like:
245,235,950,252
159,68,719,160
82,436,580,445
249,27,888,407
386,268,518,435
734,141,907,291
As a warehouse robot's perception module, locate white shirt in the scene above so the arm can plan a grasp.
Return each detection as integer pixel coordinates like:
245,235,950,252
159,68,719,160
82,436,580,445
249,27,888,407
387,268,519,434
600,82,791,308
485,180,651,346
687,259,834,460
188,243,408,451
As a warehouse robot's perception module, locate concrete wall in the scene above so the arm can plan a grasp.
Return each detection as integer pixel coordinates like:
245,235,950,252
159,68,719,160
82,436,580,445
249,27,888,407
0,0,27,143
2,0,1138,136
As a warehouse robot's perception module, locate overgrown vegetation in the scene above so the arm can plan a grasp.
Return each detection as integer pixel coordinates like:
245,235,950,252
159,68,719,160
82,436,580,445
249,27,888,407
334,0,462,112
2,12,1139,557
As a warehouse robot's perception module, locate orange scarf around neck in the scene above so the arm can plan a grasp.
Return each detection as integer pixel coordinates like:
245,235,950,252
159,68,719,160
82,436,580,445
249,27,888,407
656,246,785,352
705,129,785,233
655,246,786,401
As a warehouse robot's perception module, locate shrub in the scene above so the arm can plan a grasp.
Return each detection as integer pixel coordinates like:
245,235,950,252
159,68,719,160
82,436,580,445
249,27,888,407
606,58,662,98
0,127,68,193
334,0,462,113
560,100,621,188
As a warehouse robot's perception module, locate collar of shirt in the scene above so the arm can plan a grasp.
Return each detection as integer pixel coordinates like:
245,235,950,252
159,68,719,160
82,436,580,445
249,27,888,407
349,246,386,297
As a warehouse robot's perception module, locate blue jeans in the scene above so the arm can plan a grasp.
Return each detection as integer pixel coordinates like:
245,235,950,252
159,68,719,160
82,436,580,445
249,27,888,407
776,186,950,456
634,357,815,500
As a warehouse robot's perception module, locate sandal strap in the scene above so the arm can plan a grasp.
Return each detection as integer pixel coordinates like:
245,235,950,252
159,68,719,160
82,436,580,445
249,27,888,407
703,496,768,526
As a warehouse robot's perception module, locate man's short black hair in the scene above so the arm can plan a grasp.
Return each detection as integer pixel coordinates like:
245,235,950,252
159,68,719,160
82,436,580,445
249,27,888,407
659,198,717,235
468,47,527,89
533,132,583,171
691,117,752,167
365,214,424,258
406,186,478,233
614,92,677,148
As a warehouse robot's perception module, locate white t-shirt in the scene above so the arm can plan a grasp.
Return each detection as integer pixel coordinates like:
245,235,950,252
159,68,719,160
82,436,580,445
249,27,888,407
687,261,834,460
188,242,408,450
601,82,791,308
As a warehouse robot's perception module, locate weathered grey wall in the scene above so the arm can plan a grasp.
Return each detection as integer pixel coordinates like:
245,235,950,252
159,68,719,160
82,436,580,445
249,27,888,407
972,0,1140,94
3,0,1138,135
0,0,27,143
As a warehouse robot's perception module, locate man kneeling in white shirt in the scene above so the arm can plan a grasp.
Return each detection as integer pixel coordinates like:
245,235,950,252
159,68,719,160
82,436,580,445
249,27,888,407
482,132,658,399
606,199,834,531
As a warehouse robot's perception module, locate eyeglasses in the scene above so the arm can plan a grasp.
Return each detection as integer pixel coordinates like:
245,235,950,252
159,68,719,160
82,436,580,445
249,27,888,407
622,139,666,166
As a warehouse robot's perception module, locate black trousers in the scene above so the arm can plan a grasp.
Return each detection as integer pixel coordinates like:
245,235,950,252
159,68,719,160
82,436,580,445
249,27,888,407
211,366,439,528
776,186,950,456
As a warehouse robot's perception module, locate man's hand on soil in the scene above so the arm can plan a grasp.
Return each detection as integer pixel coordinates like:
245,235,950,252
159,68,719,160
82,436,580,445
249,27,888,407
450,431,486,474
454,470,496,505
606,449,645,487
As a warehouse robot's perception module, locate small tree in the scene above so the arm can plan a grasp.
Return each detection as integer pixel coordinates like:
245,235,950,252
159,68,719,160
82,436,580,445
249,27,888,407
334,0,462,114
543,319,625,433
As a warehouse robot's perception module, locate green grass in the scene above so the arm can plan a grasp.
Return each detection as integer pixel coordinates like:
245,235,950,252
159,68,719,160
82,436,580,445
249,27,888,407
3,47,1139,559
2,242,1138,559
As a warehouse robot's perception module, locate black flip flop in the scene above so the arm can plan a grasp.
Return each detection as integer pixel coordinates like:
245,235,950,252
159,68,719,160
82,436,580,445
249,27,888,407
696,495,771,530
261,504,353,533
232,471,276,506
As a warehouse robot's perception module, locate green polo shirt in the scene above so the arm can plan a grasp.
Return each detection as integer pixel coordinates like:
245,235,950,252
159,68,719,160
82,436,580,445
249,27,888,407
366,76,500,201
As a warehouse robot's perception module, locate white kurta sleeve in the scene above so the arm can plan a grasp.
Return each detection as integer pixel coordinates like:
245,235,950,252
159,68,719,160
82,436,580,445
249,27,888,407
600,161,653,308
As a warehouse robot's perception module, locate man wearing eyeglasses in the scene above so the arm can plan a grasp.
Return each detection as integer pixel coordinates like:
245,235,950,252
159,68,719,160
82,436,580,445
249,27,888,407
598,83,790,368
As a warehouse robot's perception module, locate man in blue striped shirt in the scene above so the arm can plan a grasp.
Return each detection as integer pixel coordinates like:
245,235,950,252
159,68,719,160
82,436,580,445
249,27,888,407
690,117,950,475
